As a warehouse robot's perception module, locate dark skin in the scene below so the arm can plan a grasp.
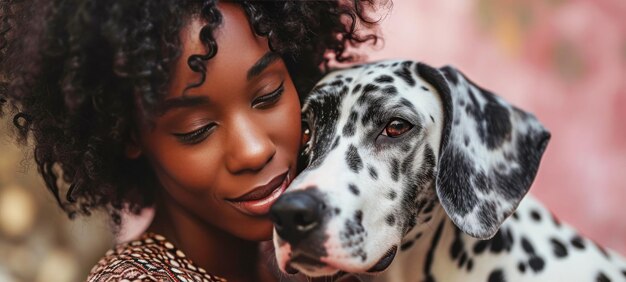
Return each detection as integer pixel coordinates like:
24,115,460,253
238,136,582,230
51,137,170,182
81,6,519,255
126,4,301,281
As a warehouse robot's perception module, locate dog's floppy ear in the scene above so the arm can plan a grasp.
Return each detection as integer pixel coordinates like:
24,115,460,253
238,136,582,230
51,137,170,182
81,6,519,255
416,63,550,239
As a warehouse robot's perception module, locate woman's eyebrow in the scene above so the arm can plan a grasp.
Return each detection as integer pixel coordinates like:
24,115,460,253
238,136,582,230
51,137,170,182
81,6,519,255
247,52,280,81
158,96,210,116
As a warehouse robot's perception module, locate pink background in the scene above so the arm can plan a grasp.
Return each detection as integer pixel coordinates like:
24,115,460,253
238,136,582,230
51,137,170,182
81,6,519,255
364,0,626,255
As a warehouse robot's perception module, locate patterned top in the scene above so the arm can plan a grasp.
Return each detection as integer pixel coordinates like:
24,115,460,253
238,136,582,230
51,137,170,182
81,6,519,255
87,233,226,282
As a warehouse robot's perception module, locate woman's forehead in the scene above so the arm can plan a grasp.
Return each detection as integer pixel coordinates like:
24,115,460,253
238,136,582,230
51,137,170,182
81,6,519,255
167,3,272,100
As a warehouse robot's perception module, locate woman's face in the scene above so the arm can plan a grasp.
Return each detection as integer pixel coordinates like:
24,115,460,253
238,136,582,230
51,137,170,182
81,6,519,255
134,4,301,241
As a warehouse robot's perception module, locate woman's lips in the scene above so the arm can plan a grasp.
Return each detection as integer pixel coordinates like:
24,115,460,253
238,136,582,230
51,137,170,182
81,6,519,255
227,170,290,216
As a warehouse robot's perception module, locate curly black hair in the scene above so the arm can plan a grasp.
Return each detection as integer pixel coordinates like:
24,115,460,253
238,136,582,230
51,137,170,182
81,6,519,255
0,0,383,224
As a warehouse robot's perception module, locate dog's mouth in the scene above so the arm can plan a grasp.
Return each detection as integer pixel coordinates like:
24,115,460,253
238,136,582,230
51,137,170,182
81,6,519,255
366,245,397,273
287,254,338,277
285,245,398,276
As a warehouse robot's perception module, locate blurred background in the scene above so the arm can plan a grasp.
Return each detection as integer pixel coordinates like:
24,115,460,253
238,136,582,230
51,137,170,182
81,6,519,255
0,0,625,281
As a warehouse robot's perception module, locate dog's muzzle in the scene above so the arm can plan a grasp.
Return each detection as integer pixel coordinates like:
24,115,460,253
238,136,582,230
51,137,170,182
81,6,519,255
269,190,326,246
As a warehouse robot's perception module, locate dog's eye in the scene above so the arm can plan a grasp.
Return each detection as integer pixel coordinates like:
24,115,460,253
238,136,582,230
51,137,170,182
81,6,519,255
301,121,311,145
382,118,413,137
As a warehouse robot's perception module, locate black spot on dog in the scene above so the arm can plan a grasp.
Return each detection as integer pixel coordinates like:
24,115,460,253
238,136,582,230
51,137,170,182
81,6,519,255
489,229,507,253
518,262,526,273
457,252,467,268
342,111,358,137
382,85,398,96
521,237,535,254
461,81,513,150
392,62,399,67
346,145,363,173
473,240,489,255
421,86,429,91
340,85,349,96
450,237,463,259
488,269,505,282
596,272,611,282
399,98,418,114
423,221,445,282
512,212,519,220
388,191,397,200
330,80,343,87
621,269,626,277
359,96,391,127
346,77,353,83
334,208,341,215
393,65,416,87
466,259,473,272
386,214,396,226
390,158,400,182
528,256,545,273
367,70,373,75
483,97,512,149
401,143,411,152
405,216,417,234
472,228,513,256
348,183,360,196
570,235,585,250
341,210,367,262
352,84,362,95
355,210,363,223
423,201,436,214
530,210,542,221
440,66,459,85
464,135,470,146
550,238,568,258
400,240,414,251
368,166,378,180
430,115,435,122
400,149,416,175
375,75,394,84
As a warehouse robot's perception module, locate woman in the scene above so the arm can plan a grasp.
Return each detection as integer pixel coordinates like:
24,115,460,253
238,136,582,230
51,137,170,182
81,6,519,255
0,0,380,281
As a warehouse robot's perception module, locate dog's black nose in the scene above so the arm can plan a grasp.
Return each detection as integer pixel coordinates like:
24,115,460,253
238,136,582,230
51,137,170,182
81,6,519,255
270,190,325,244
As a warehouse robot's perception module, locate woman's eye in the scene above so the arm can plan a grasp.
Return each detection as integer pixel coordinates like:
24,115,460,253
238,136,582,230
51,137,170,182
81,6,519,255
381,118,413,138
252,81,285,108
173,124,216,145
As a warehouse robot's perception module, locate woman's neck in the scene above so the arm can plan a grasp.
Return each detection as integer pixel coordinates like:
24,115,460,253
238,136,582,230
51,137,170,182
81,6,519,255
147,195,269,282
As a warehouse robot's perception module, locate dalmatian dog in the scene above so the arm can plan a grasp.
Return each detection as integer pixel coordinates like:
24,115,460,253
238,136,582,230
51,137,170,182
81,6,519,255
268,60,626,281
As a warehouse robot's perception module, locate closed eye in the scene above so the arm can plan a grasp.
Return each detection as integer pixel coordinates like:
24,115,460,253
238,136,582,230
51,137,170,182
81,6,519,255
173,123,216,145
252,81,285,108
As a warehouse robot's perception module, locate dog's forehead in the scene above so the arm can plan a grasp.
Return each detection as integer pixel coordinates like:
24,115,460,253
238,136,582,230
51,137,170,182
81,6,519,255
305,60,435,112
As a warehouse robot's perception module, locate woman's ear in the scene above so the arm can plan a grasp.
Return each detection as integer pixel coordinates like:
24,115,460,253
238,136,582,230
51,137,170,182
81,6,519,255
125,131,143,159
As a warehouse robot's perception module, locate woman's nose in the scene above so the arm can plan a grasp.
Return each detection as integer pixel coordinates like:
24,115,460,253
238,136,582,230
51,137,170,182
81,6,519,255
224,116,276,173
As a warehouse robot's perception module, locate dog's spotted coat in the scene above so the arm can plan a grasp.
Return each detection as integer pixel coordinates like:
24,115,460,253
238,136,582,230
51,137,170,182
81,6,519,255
272,60,626,281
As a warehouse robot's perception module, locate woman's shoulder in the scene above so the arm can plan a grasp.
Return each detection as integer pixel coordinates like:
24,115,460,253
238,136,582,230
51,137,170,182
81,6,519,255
87,233,226,282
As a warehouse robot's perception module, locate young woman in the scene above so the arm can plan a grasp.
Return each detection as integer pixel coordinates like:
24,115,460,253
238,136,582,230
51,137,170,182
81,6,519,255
0,0,380,281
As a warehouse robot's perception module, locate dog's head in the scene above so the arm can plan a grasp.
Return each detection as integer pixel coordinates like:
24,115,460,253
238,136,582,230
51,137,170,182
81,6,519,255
269,60,550,276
